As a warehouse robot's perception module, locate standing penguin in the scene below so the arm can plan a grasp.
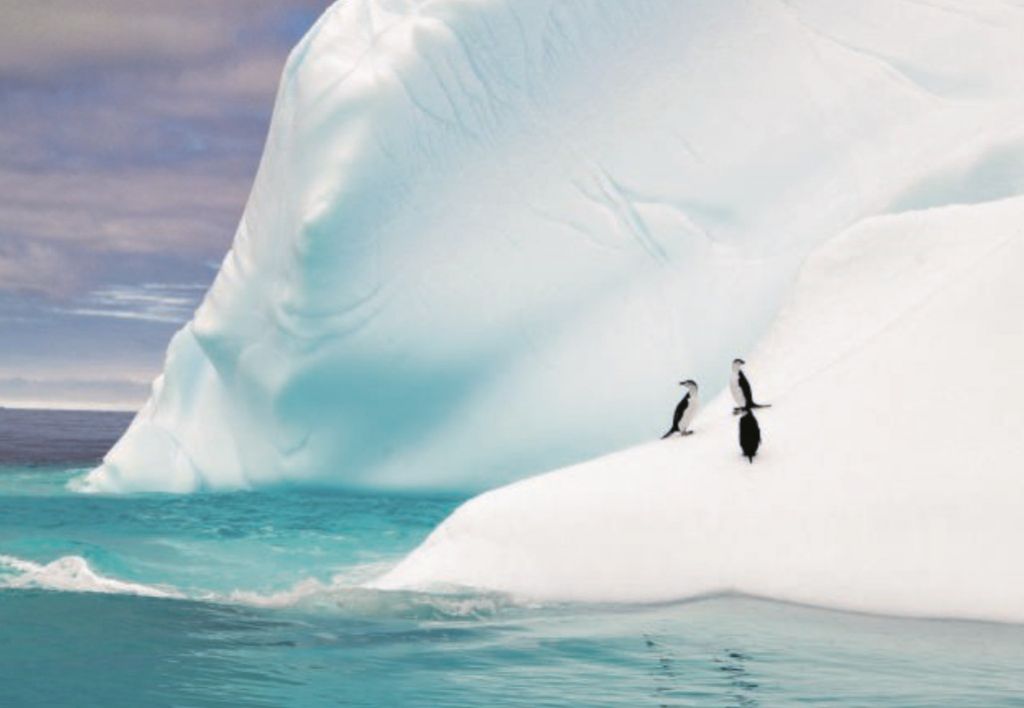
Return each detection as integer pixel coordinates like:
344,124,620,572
730,358,770,415
661,380,699,438
738,411,761,462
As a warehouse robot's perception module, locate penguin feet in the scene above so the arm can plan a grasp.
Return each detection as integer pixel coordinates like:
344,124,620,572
681,430,694,436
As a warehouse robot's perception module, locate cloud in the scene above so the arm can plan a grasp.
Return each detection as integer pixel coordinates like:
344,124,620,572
0,3,226,78
0,1,325,79
0,1,328,408
0,1,330,298
0,164,249,250
0,238,83,295
0,163,246,297
0,375,149,410
56,282,206,324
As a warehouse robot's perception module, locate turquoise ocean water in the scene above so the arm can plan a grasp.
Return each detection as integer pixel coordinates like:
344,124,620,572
1,409,1023,706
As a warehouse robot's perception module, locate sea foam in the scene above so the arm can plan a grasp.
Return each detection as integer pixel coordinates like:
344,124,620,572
0,555,182,599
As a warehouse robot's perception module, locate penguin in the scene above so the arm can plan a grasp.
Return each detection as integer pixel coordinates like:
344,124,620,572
738,410,761,463
730,358,770,415
661,379,699,438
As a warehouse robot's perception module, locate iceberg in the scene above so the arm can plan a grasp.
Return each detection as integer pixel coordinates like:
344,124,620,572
376,196,1024,622
87,0,1024,493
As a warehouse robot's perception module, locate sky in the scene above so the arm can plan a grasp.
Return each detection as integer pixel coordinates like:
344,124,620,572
0,0,330,410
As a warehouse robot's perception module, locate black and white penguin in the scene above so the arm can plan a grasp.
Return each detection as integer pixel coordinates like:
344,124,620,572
730,358,770,415
661,380,699,439
738,410,761,463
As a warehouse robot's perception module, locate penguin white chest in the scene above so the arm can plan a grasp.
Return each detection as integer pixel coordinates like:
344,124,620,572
681,394,699,430
729,375,744,406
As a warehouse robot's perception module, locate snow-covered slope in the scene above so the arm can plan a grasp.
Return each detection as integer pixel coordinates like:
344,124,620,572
375,196,1024,622
87,0,1024,492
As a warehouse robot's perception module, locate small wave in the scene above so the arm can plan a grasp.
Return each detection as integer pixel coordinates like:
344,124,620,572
0,554,514,619
0,554,183,599
223,564,517,620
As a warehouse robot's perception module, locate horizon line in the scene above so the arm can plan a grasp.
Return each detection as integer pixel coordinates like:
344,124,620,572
0,400,139,414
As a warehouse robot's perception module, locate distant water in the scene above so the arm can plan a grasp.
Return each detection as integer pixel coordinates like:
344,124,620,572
2,408,1023,706
0,407,133,465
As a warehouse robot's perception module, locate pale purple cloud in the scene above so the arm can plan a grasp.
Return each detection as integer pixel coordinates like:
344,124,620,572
0,0,329,408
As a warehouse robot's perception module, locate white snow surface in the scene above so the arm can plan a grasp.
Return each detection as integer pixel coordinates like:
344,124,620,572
87,0,1024,492
376,196,1024,622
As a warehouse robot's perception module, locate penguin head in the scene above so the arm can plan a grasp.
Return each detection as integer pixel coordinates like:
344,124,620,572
679,379,698,392
732,358,745,371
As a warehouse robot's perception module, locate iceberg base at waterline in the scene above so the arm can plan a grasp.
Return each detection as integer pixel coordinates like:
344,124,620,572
375,197,1024,623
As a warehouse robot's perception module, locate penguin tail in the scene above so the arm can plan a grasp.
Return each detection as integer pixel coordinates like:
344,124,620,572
661,428,677,440
746,455,754,463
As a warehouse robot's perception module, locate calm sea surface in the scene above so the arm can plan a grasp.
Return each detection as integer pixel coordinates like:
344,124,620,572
1,408,1022,706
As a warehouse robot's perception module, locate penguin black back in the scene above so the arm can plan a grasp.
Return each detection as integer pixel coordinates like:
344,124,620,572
661,380,699,439
661,392,689,439
739,411,761,463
